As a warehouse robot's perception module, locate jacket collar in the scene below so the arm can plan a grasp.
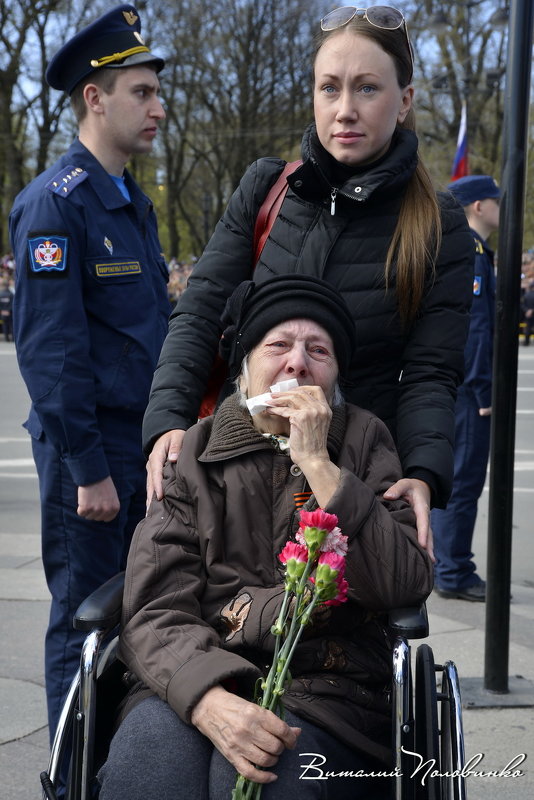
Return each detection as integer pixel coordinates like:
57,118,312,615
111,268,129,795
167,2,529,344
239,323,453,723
199,392,347,463
287,123,418,207
65,138,149,211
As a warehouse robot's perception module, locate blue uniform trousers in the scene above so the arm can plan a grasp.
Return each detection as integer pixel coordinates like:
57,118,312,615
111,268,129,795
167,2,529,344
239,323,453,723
431,387,490,591
32,408,147,741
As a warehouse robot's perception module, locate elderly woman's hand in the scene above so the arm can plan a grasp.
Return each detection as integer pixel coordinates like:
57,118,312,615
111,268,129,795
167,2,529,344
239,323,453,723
268,385,331,462
191,685,300,784
268,385,341,507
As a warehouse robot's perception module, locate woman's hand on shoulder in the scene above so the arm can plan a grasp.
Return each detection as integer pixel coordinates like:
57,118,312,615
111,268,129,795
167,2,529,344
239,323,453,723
383,478,435,562
191,685,300,784
146,429,186,504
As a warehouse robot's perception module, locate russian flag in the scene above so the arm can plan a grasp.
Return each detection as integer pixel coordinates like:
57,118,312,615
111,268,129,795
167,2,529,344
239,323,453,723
451,101,468,181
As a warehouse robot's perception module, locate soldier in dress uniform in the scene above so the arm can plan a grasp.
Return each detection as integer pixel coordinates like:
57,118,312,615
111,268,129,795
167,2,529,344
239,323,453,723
9,4,170,742
431,175,500,602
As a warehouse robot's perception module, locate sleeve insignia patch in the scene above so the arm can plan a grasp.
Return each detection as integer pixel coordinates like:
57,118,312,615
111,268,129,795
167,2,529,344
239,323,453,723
27,235,69,275
473,275,482,296
45,166,88,197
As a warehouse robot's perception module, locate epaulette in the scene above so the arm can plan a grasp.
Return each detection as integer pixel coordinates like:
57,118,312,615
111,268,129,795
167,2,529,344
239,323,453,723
45,165,88,197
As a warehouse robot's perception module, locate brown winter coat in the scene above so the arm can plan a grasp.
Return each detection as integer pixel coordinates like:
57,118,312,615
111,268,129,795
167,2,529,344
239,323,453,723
119,394,433,764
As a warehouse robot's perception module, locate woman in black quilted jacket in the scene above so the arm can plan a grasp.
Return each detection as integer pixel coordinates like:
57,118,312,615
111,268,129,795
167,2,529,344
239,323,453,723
143,6,474,550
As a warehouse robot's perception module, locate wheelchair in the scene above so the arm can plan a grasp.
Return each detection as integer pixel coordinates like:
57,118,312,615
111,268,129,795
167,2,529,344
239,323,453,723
40,573,467,800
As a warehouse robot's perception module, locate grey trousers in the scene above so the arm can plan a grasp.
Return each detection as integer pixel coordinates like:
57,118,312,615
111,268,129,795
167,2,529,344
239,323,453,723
97,695,392,799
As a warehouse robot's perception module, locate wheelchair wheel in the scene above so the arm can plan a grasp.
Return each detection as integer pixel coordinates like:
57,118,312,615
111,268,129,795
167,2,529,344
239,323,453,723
415,644,441,800
438,661,467,800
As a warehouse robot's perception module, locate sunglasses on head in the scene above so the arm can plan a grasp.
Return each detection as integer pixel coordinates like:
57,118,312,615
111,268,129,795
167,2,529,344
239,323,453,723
320,6,413,80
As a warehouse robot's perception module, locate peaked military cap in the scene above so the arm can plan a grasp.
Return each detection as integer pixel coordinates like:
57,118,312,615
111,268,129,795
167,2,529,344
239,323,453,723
46,4,164,95
447,175,500,207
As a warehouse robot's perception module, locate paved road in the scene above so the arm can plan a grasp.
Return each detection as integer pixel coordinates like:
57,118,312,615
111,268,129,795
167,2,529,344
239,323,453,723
0,339,533,799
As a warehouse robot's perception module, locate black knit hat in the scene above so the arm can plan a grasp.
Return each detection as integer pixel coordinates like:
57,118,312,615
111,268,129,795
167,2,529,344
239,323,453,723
219,275,355,377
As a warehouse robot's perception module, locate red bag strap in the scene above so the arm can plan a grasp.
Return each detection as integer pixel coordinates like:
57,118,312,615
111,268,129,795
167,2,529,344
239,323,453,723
199,159,302,419
252,160,302,266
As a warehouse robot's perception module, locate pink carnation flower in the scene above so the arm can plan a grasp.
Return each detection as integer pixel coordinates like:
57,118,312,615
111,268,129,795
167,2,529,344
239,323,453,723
320,527,348,556
279,541,308,584
295,529,306,548
314,552,347,600
298,509,338,532
317,550,346,575
279,541,308,565
324,576,349,606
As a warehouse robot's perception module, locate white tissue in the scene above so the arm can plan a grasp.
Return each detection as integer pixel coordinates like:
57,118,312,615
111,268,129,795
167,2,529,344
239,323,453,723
246,378,299,415
245,392,272,415
270,379,299,393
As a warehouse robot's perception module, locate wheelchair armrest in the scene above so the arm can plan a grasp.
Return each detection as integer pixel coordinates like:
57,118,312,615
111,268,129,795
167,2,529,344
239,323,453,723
73,571,126,633
388,602,429,639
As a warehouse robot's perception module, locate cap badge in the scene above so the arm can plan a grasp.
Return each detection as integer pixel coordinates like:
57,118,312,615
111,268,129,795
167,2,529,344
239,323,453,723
123,10,138,26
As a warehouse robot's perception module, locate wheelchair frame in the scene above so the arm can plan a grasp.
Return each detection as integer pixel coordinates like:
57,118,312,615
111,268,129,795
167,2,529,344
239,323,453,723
41,573,467,800
41,572,126,800
390,607,467,800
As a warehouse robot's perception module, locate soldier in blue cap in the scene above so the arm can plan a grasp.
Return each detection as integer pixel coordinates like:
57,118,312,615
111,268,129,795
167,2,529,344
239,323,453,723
431,175,500,601
9,4,171,743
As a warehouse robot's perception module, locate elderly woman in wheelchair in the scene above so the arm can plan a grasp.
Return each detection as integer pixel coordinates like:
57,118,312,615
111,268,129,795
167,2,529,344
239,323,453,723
95,275,434,799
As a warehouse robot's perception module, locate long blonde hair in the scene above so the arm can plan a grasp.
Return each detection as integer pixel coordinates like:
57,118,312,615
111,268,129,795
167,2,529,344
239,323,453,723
313,20,441,326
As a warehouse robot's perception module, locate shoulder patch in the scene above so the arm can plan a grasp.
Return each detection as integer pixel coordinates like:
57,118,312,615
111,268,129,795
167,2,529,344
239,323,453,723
27,234,69,277
473,275,482,296
45,166,88,197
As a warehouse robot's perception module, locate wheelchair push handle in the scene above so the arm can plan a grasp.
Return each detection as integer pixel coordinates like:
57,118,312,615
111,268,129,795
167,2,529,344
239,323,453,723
73,571,126,633
388,603,429,639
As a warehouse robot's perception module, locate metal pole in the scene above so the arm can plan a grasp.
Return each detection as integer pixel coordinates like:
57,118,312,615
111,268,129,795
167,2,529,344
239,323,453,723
484,0,534,692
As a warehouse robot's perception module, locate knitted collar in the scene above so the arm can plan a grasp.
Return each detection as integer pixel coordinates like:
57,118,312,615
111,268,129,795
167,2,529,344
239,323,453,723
199,393,346,463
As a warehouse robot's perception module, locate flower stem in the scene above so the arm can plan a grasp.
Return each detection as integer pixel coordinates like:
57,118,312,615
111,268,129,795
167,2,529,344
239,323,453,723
232,524,342,800
259,586,292,710
263,561,316,713
273,594,320,697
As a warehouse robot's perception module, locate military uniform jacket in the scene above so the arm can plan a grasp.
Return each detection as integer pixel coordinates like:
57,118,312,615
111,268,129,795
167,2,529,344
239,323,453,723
143,126,474,507
9,139,171,487
461,230,495,409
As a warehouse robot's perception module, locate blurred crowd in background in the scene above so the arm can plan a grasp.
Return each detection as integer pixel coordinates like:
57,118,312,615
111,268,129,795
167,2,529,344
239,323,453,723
0,253,15,342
